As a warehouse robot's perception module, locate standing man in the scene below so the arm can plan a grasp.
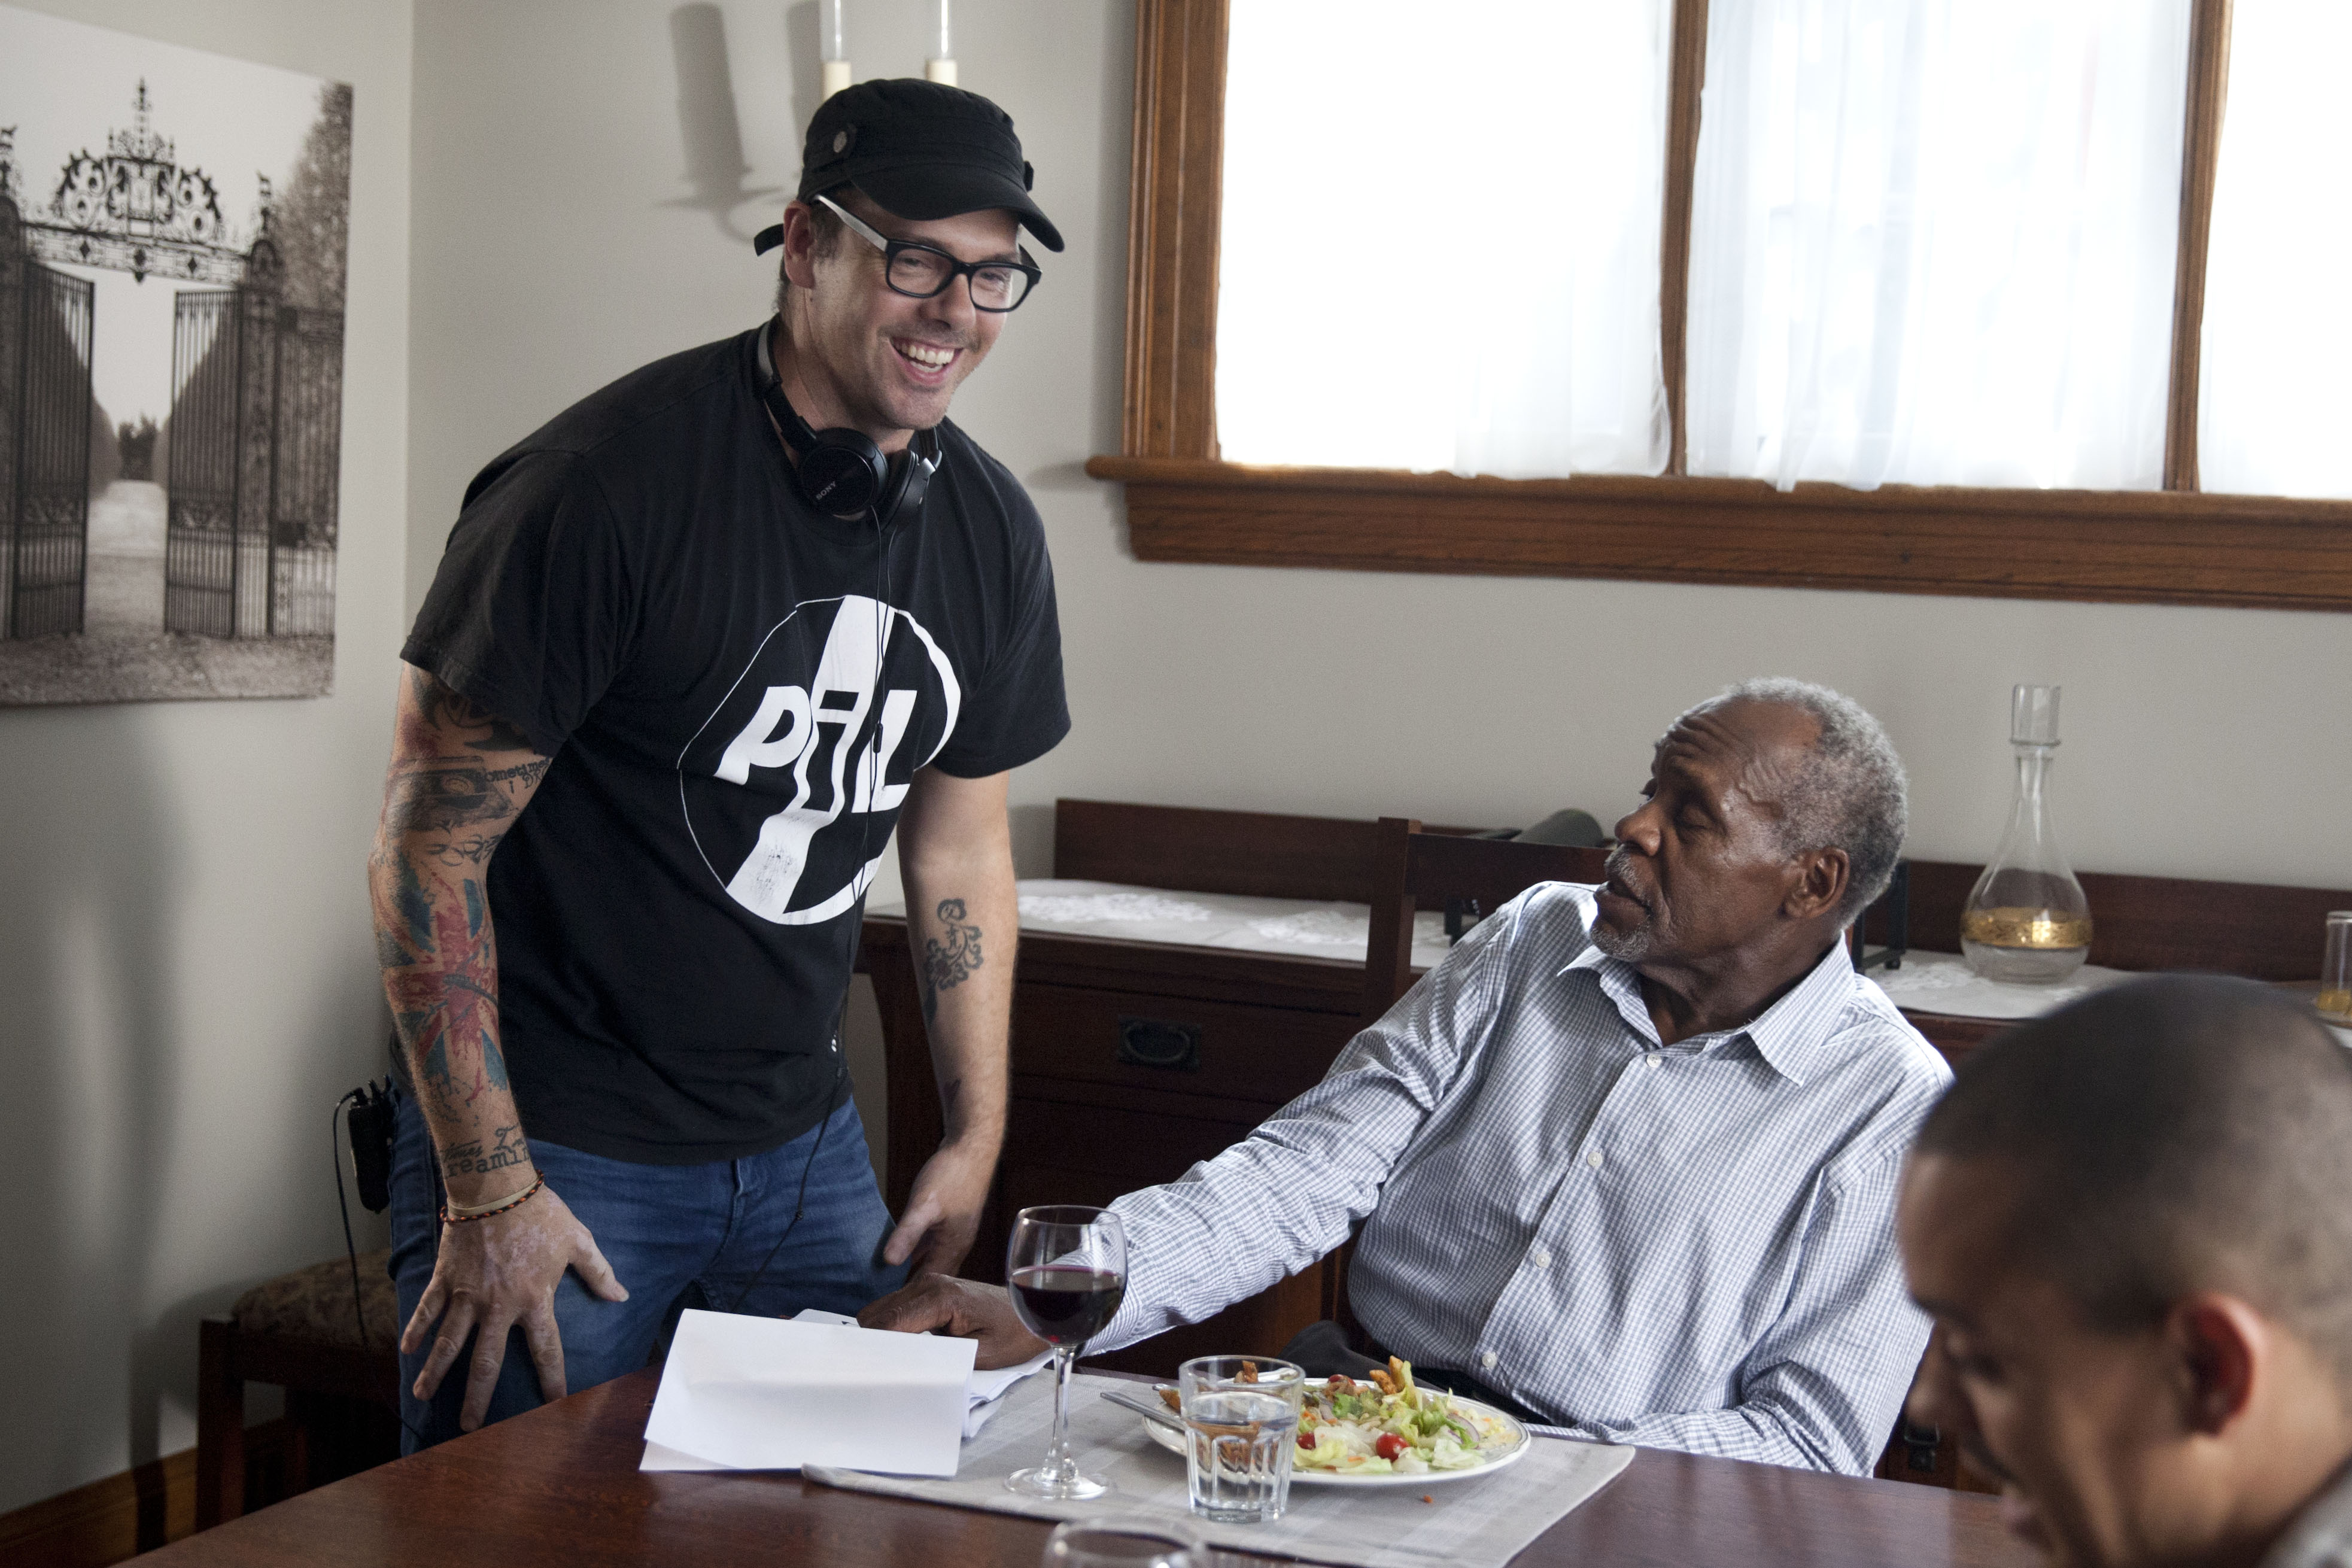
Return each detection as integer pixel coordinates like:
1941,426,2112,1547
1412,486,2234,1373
368,79,1068,1446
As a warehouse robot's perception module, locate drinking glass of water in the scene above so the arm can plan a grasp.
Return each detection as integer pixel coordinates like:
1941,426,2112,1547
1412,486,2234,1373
1004,1204,1128,1500
1178,1354,1305,1523
1040,1515,1204,1568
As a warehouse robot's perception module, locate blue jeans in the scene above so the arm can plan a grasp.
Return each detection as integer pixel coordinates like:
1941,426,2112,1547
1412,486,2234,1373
387,1089,908,1451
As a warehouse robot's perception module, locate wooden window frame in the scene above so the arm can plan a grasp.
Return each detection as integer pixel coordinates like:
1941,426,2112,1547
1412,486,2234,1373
1084,0,2352,614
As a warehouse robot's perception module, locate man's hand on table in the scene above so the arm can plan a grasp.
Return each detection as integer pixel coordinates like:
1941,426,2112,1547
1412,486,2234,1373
858,1272,1048,1369
879,1135,998,1277
400,1186,629,1430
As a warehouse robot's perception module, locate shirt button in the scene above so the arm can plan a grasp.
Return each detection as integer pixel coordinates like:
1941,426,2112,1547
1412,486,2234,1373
1479,1351,1499,1372
1529,1245,1552,1269
1646,1053,1662,1070
1586,1149,1604,1169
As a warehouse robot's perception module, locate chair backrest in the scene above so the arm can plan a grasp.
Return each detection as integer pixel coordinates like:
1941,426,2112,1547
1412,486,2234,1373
1363,817,1611,1021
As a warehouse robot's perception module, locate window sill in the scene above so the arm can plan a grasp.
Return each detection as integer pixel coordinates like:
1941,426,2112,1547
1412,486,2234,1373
1082,457,2352,613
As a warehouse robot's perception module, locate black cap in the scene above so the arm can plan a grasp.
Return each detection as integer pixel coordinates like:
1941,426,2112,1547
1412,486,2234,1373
755,78,1062,256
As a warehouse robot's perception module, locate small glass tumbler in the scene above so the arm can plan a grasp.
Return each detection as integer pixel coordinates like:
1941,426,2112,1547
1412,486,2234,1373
1178,1355,1305,1524
1041,1515,1204,1568
2320,912,2352,1025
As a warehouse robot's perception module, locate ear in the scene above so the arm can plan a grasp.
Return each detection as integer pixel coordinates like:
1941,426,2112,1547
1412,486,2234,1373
1782,846,1849,923
2169,1293,2266,1436
779,201,825,291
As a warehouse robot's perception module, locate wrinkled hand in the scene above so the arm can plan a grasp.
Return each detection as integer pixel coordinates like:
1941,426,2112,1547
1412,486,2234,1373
858,1272,1046,1369
880,1136,998,1275
399,1184,628,1431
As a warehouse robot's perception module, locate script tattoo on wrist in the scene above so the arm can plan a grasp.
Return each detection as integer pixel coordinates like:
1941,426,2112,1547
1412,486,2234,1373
442,1124,530,1179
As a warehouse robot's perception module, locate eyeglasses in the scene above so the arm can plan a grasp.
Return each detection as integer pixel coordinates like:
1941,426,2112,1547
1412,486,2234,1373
816,194,1042,313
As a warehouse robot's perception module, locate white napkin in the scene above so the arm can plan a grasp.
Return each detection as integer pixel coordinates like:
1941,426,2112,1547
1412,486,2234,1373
639,1309,977,1475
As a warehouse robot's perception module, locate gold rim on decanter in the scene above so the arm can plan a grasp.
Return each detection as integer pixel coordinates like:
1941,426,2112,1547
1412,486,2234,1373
1960,907,2094,950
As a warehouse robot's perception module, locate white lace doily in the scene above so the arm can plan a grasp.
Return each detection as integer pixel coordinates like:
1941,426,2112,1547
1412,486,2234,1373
1016,891,1214,925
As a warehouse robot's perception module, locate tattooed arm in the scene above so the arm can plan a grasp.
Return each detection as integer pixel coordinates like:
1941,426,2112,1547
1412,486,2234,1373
882,766,1017,1277
367,661,626,1430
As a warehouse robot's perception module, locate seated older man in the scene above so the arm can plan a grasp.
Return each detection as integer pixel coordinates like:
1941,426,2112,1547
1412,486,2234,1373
865,678,1951,1475
1900,975,2352,1568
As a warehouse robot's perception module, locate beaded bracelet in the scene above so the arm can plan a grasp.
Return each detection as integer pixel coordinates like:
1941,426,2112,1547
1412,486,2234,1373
439,1173,545,1226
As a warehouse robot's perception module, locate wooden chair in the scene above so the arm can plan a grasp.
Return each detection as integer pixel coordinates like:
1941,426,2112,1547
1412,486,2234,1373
1363,816,1610,1019
196,1251,401,1527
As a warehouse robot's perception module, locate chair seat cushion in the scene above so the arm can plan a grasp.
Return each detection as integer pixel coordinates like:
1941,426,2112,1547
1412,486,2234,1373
232,1250,400,1348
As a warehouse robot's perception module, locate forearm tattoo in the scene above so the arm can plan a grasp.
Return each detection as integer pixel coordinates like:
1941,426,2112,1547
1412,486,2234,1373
369,668,546,1122
919,897,983,1030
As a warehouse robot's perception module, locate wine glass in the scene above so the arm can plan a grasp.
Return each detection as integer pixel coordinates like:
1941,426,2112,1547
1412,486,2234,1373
1041,1515,1203,1567
1004,1204,1128,1500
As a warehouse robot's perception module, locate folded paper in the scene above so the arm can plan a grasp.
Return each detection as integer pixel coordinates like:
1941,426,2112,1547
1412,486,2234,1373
640,1309,977,1476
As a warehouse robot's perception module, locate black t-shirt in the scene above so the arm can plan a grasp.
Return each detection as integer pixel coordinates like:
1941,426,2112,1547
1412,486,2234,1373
402,326,1068,1164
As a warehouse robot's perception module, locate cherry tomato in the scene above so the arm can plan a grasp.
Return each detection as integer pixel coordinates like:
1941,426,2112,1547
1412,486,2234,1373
1375,1433,1408,1461
1296,1432,1316,1450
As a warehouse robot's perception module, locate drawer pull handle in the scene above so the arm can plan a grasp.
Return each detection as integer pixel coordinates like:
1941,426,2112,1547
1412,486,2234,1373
1117,1016,1201,1071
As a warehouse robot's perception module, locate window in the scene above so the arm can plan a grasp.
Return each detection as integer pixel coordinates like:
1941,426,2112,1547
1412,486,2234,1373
1217,1,1671,477
1091,0,2352,613
2196,0,2352,499
1686,0,2189,492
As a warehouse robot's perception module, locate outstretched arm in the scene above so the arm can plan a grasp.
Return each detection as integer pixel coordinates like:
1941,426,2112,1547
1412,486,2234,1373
880,765,1016,1277
368,662,625,1430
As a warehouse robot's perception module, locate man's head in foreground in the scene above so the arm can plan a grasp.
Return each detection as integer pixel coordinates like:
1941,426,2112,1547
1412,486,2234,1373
1593,677,1907,976
756,78,1061,447
1900,976,2352,1568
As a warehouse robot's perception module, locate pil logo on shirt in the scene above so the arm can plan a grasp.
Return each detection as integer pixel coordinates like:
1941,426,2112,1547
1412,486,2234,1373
677,595,960,925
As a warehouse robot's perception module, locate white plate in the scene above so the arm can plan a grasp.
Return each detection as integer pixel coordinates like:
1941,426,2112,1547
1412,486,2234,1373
1140,1394,1533,1487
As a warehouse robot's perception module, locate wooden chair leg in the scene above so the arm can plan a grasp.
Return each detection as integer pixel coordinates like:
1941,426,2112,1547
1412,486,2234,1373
284,1390,315,1499
196,1318,246,1529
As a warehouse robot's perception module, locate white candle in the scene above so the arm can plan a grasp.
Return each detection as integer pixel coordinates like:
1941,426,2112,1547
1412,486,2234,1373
820,0,851,98
926,0,956,86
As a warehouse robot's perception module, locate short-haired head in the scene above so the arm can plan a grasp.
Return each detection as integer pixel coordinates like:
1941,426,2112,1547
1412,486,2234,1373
1915,974,2352,1378
1688,677,1907,924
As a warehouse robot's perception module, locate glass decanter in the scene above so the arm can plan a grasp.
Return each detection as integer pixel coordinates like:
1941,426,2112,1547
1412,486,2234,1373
1961,684,2092,984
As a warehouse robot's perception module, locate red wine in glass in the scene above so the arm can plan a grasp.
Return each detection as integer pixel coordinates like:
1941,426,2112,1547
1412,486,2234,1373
1004,1205,1128,1501
1010,1266,1126,1347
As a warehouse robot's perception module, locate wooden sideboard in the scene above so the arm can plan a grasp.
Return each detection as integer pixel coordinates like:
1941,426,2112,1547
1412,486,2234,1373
860,798,2350,1387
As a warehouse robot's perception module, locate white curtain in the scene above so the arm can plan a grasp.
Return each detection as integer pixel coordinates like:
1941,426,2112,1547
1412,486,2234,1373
1215,1,1671,478
2197,0,2352,499
1684,0,2192,492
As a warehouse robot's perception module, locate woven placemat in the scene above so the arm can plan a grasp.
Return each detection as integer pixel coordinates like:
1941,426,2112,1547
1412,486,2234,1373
807,1372,1634,1568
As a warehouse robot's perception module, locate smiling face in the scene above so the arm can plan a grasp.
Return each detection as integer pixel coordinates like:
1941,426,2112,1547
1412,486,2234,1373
1593,697,1836,968
1900,1155,2221,1568
778,189,1019,449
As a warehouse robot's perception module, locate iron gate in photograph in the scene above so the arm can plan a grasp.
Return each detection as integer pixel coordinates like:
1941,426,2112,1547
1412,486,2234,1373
0,194,93,640
166,288,341,639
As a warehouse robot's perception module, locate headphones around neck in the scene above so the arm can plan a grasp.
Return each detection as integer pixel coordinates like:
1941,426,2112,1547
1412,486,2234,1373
759,372,940,530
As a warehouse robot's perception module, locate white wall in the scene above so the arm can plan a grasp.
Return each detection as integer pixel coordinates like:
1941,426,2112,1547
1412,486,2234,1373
0,0,411,1518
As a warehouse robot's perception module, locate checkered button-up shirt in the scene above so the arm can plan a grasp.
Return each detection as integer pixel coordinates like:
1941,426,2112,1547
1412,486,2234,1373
1095,882,1951,1475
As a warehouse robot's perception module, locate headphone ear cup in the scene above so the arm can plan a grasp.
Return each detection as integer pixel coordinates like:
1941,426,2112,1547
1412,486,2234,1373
876,440,937,530
797,431,888,520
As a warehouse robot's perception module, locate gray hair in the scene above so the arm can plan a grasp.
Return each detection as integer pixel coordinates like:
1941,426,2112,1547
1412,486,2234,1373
1700,677,1907,925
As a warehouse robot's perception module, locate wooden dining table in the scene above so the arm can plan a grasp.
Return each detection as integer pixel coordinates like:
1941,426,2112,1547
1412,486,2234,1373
138,1366,2036,1567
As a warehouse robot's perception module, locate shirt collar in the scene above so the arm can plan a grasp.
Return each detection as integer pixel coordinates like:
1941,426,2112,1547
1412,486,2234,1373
2260,1457,2352,1568
1561,934,1861,1087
